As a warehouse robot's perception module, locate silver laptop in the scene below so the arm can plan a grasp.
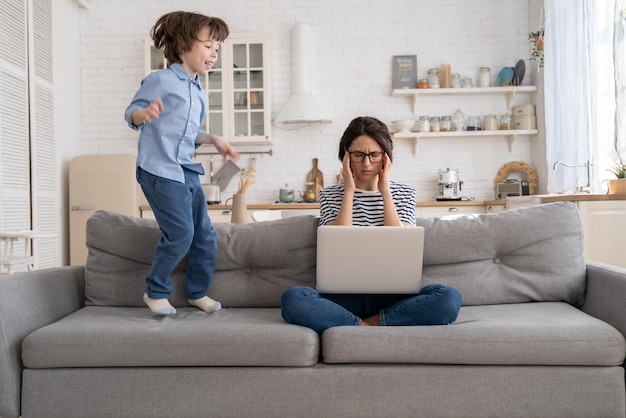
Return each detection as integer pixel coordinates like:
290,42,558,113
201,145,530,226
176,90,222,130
316,226,425,294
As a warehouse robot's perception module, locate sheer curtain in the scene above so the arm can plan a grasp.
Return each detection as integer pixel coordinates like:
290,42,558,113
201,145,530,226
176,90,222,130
545,0,623,193
616,3,626,163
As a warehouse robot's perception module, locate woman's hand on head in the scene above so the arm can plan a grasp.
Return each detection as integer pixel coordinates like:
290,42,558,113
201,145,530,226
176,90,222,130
378,153,392,191
342,152,356,192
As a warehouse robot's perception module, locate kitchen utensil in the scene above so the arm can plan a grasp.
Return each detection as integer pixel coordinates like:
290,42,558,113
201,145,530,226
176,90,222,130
306,158,324,201
224,193,250,224
512,104,536,116
212,160,241,191
512,59,525,86
392,119,415,133
279,184,296,203
436,168,463,201
203,157,221,204
203,184,221,204
300,182,317,203
514,115,537,129
496,180,523,200
497,67,514,86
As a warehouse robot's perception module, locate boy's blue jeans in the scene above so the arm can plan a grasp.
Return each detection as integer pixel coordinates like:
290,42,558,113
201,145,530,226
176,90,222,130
137,166,217,300
281,284,462,334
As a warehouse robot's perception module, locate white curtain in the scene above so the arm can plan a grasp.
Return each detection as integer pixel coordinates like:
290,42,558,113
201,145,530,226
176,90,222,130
616,3,626,162
545,0,623,193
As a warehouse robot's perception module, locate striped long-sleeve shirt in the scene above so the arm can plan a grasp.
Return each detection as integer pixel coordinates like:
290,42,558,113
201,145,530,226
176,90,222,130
319,181,417,226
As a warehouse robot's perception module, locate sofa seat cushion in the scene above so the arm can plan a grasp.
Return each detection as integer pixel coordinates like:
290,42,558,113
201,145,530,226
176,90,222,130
322,302,625,366
22,307,319,368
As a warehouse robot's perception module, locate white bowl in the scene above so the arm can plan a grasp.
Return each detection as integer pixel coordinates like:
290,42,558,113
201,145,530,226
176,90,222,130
392,119,415,133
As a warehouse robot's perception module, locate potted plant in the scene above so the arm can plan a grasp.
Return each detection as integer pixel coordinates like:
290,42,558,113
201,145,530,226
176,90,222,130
528,28,544,68
607,161,626,194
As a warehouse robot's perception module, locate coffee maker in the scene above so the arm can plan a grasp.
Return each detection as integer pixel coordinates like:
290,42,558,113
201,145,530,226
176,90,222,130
437,168,463,201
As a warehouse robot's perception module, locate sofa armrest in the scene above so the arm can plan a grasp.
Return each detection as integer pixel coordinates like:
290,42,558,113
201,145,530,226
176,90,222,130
0,266,85,418
582,262,626,344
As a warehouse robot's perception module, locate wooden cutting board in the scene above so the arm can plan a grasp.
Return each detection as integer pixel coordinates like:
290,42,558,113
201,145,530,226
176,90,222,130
306,158,324,201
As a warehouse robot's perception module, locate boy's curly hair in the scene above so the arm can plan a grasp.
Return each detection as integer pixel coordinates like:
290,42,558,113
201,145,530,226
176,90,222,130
150,11,229,65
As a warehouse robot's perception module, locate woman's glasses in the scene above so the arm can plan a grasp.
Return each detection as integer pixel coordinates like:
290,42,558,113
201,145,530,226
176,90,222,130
348,151,384,163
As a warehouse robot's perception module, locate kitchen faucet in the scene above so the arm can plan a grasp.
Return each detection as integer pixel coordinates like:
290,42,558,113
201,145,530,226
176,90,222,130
552,160,592,193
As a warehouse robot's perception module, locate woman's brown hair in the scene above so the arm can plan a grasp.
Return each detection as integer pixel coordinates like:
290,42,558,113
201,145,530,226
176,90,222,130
150,11,229,65
338,116,394,162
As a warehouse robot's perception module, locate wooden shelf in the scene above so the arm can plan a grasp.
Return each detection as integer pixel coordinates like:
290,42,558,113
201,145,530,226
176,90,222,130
393,129,538,155
392,86,538,113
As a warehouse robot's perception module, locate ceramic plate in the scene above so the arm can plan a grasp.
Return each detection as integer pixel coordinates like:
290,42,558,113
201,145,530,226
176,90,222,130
513,60,525,86
497,67,514,86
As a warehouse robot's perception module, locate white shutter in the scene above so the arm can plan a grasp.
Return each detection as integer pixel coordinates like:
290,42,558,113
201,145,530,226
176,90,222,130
30,0,58,268
0,0,58,270
0,0,31,242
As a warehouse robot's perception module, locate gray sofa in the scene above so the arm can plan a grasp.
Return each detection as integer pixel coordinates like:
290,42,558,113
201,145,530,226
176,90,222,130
1,201,626,418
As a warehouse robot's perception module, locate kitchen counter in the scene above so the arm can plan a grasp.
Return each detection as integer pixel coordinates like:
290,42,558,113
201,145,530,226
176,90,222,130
536,193,626,203
507,193,626,207
139,203,319,216
140,199,504,215
141,199,507,222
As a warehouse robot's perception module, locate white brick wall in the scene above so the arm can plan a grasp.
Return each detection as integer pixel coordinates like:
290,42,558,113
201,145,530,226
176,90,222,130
79,0,534,203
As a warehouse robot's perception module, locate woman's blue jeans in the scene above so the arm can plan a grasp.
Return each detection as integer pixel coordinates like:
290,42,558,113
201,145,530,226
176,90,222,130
137,166,217,300
281,284,462,334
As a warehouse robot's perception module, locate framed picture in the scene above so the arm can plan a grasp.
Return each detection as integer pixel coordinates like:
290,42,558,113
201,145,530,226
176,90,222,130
392,55,417,89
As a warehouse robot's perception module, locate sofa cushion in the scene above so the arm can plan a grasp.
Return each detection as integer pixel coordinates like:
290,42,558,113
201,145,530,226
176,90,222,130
22,307,319,368
417,202,586,306
84,211,318,308
322,302,626,366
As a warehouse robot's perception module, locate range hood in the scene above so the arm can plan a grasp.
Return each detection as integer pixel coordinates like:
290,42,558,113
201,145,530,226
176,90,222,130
274,23,331,130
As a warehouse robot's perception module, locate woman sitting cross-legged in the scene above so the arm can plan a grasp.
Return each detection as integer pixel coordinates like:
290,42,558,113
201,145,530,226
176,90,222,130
280,116,462,334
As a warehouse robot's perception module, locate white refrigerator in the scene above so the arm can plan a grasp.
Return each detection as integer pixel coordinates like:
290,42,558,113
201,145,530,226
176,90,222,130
69,154,146,265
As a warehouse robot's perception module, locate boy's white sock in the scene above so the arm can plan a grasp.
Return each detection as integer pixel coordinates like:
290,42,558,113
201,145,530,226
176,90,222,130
188,296,222,314
143,293,176,316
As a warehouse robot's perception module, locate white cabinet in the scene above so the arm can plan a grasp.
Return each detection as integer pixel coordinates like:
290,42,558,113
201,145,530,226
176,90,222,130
577,200,626,268
391,86,538,154
485,204,508,213
145,33,271,146
141,208,232,223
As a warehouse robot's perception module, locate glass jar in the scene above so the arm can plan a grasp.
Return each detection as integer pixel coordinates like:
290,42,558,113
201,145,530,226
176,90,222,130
440,116,453,131
461,76,473,88
417,116,431,132
418,79,429,89
451,73,462,88
483,113,498,130
499,113,513,130
466,116,482,131
429,116,441,132
452,108,465,131
427,69,440,89
478,67,491,87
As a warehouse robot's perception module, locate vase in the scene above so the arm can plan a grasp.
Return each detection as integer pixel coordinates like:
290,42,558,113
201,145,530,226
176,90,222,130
228,193,250,224
535,37,544,52
608,179,626,195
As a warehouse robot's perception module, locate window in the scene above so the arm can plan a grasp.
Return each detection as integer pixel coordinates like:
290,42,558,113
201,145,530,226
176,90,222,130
545,0,625,193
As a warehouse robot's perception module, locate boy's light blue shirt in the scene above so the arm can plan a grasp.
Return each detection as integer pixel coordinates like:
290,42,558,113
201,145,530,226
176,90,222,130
125,63,206,183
